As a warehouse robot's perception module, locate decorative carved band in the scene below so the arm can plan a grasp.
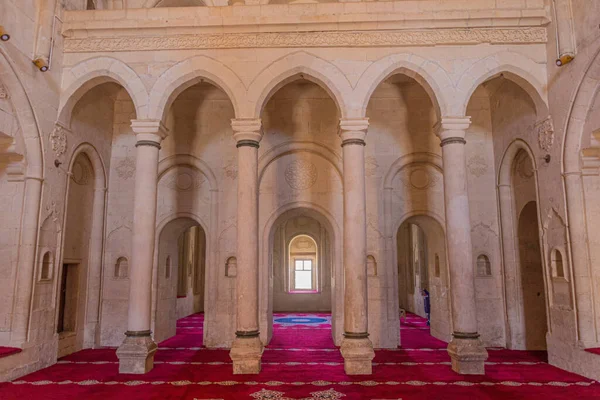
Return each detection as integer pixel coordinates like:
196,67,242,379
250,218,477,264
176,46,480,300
135,140,161,149
236,330,260,338
64,28,547,53
236,140,260,149
453,331,480,340
440,137,467,147
125,330,152,337
343,332,370,339
341,139,366,147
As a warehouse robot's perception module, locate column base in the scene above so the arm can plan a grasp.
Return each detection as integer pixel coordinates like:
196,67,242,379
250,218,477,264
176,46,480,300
447,333,488,375
229,335,264,374
116,331,157,374
340,335,375,375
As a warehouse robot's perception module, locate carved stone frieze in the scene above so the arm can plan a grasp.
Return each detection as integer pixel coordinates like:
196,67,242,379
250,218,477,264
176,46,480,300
49,124,68,159
64,28,547,53
536,116,554,152
284,160,317,190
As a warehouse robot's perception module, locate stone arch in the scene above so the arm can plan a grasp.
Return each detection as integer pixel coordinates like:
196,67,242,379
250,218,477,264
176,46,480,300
0,50,43,178
354,53,453,119
67,142,107,189
158,154,218,191
246,51,353,118
258,141,342,185
59,57,148,126
497,139,550,349
563,47,600,173
498,139,539,187
454,52,549,117
383,152,443,190
260,201,343,345
148,56,244,121
62,143,107,349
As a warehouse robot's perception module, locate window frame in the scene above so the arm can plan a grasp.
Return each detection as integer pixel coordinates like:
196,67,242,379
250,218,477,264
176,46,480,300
288,235,319,294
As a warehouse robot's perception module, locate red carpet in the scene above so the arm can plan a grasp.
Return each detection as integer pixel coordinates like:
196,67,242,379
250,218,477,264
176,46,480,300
0,312,599,399
585,348,600,356
0,347,21,359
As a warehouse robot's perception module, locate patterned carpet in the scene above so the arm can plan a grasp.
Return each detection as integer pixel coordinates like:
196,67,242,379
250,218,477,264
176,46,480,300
0,312,599,399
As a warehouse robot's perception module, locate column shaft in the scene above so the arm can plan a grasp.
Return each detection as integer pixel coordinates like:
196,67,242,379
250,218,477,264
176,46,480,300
229,119,264,375
117,120,166,374
437,117,487,375
127,142,161,332
235,143,259,334
339,119,374,375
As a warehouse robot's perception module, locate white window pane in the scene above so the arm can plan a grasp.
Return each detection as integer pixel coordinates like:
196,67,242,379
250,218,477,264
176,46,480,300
295,270,312,289
303,260,312,271
295,260,303,270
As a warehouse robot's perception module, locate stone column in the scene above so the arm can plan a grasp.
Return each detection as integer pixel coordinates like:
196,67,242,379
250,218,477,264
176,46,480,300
339,118,375,375
229,118,264,374
117,120,167,374
436,117,488,375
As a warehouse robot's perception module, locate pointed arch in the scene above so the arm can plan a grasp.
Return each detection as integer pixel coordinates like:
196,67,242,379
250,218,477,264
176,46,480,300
148,56,244,121
246,51,353,118
59,57,148,126
454,52,549,117
354,53,452,119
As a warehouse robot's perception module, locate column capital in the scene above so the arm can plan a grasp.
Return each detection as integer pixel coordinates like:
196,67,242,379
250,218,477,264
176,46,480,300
339,118,369,144
232,118,263,145
131,120,168,145
434,116,471,142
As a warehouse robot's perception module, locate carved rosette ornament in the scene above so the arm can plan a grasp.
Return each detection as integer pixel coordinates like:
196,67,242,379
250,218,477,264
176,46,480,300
284,160,318,190
116,157,135,180
536,117,554,152
467,155,488,178
49,124,68,159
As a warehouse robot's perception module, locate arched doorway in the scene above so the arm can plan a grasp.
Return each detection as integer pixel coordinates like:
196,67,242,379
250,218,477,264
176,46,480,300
498,147,549,350
57,151,102,357
262,207,340,346
155,217,207,344
396,215,452,344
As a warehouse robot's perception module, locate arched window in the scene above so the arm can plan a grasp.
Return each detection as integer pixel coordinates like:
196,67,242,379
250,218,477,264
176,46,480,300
114,257,128,279
551,248,565,279
476,254,492,277
40,251,53,281
165,255,172,279
434,253,440,278
288,235,318,292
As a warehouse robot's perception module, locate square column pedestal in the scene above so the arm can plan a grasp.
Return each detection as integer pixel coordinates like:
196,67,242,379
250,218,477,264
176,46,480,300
116,332,158,374
340,336,375,375
447,334,488,375
230,335,264,374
